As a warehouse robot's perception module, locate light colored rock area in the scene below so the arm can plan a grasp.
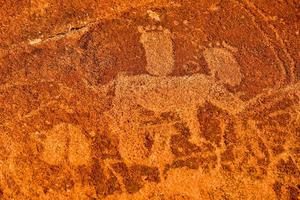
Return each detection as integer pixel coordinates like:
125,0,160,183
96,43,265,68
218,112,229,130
41,124,68,165
139,27,174,76
41,123,91,166
203,47,242,86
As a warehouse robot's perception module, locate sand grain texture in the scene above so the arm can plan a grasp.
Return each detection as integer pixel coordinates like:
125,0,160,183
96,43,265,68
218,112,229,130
0,0,299,199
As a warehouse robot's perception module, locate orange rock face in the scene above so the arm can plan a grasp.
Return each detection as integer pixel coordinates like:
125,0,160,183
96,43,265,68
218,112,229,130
0,0,299,199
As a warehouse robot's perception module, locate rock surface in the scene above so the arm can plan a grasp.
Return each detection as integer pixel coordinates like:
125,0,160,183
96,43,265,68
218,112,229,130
0,0,299,199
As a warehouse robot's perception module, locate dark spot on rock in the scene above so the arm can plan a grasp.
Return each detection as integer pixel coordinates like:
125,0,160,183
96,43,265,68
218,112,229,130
43,187,49,194
197,102,230,146
92,134,121,160
221,146,235,162
112,162,160,194
171,157,201,170
169,154,217,173
271,113,291,126
78,32,93,50
160,112,180,122
90,159,106,196
144,131,154,151
170,134,200,157
272,145,285,155
90,159,121,197
174,122,191,137
272,181,282,199
105,173,121,196
224,122,237,145
288,186,299,200
296,64,300,82
276,157,300,178
257,138,270,166
221,164,232,172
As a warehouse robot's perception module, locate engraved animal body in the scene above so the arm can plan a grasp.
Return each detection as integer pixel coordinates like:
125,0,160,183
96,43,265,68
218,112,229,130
105,25,246,170
107,73,245,169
